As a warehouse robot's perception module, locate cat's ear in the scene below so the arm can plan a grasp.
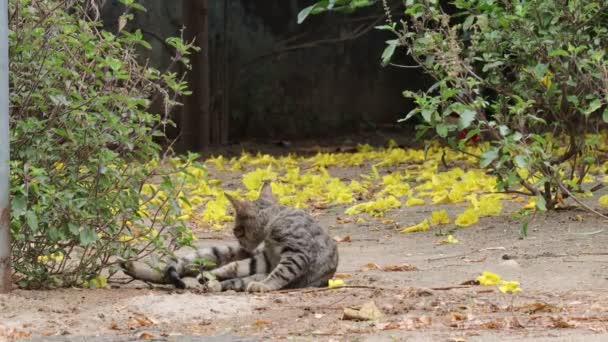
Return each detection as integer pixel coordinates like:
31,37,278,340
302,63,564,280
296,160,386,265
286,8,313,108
225,193,252,215
258,180,277,203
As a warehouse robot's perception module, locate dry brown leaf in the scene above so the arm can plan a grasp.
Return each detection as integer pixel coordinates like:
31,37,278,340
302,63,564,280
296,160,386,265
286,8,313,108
133,317,154,327
450,312,467,322
117,17,127,32
382,264,418,272
126,316,153,330
343,301,383,321
333,235,352,243
41,330,56,337
138,332,155,340
481,320,503,329
110,322,120,330
551,317,576,328
518,302,557,314
311,202,330,210
336,217,352,224
376,315,432,331
418,315,433,327
254,320,272,326
0,325,31,340
360,263,381,272
376,321,401,330
334,273,352,279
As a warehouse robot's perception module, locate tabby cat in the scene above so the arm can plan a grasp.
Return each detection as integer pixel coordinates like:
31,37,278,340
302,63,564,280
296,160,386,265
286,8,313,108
121,181,339,292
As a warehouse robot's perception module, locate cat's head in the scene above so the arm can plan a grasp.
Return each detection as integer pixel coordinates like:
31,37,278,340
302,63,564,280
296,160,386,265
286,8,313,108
225,181,277,251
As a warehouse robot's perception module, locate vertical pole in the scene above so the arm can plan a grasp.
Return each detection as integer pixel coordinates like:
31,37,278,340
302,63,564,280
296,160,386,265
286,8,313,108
0,0,12,293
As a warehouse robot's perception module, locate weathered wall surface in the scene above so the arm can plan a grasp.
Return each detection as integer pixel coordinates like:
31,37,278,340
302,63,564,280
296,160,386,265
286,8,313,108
101,1,429,141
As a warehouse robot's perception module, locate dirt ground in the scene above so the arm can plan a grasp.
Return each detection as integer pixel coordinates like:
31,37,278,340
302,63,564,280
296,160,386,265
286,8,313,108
1,137,608,342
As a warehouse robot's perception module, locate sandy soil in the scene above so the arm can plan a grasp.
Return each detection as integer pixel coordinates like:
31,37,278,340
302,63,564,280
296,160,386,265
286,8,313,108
1,139,608,342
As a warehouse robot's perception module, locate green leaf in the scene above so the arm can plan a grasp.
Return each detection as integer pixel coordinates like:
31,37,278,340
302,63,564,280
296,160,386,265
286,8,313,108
25,211,39,232
482,61,504,72
520,219,529,238
583,99,602,116
512,131,523,141
375,24,395,31
514,155,528,168
421,109,433,123
298,4,319,24
400,108,418,122
80,228,98,246
603,107,608,123
68,223,80,235
480,147,499,168
12,195,27,217
549,49,568,57
105,58,122,71
381,41,398,66
458,109,476,129
498,125,510,136
436,124,448,138
535,195,547,211
463,15,475,31
130,2,147,12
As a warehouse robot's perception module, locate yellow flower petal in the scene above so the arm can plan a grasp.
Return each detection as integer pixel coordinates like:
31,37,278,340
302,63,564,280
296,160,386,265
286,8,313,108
498,280,522,293
455,208,479,227
477,271,502,286
400,219,430,233
405,196,425,206
440,234,459,244
328,279,345,288
430,209,450,225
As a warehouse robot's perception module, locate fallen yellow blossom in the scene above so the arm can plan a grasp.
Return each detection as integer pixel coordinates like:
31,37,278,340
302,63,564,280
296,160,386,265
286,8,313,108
477,271,502,286
499,280,522,293
455,208,479,227
345,196,401,217
400,219,430,233
598,195,608,207
439,234,459,244
405,196,425,206
429,209,450,225
328,279,345,288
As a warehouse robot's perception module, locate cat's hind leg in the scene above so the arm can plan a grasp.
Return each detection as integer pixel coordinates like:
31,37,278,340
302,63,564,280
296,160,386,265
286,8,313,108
206,274,267,292
204,251,272,281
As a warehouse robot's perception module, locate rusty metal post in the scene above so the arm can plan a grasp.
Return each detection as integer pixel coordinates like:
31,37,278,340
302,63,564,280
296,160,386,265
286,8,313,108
0,0,11,293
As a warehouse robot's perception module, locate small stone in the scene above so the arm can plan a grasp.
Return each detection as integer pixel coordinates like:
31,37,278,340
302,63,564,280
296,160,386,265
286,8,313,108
500,259,520,268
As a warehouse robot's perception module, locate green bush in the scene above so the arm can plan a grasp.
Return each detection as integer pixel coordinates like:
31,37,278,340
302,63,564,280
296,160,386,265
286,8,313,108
301,0,608,210
9,0,200,288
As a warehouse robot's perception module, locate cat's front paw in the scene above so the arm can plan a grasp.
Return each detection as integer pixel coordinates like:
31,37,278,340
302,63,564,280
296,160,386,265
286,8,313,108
205,279,223,292
246,281,272,293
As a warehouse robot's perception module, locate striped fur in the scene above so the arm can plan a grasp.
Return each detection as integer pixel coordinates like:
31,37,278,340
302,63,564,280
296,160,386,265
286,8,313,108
121,181,339,292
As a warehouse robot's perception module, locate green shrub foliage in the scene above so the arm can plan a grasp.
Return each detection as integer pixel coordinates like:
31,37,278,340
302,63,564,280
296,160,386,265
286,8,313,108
9,0,200,288
301,0,608,210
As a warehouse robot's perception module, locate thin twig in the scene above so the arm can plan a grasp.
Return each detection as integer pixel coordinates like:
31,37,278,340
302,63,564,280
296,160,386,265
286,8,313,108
389,63,422,69
557,182,608,220
277,284,474,294
277,285,384,294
